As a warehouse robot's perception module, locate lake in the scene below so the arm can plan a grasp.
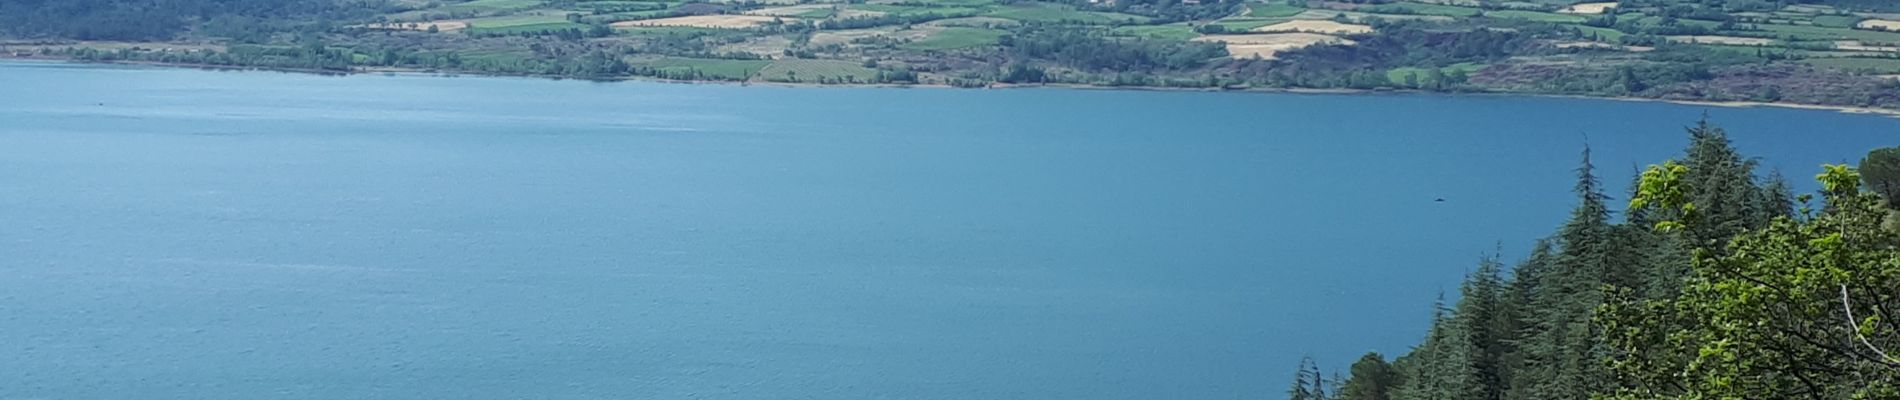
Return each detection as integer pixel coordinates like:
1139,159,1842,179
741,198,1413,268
1,60,1893,399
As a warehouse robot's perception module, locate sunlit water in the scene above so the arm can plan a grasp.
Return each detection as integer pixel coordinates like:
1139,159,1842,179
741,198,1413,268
2,61,1894,399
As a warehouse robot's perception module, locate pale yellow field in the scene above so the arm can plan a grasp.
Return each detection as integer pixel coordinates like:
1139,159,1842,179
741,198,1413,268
922,16,1020,28
1555,41,1652,52
1559,2,1617,14
1252,20,1373,35
1193,33,1353,59
1555,41,1619,50
1785,4,1836,14
1665,35,1773,46
363,21,469,31
1858,19,1900,31
612,15,789,29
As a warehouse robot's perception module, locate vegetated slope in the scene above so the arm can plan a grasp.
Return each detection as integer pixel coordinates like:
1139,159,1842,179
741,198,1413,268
9,0,1900,109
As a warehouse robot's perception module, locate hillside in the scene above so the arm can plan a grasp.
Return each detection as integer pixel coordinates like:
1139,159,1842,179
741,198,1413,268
11,0,1900,109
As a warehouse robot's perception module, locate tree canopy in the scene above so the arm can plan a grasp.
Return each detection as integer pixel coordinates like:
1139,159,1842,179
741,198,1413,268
1302,119,1898,400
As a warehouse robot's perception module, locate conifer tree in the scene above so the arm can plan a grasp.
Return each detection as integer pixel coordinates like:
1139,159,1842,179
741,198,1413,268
1500,240,1554,400
1678,117,1768,246
1760,170,1794,220
1453,256,1508,400
1290,356,1317,400
1516,146,1619,400
1393,293,1470,400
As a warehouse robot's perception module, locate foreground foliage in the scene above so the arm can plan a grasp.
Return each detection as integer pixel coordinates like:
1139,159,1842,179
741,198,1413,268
1305,121,1900,400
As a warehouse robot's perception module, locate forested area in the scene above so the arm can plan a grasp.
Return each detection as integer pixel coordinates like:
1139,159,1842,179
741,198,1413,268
0,0,390,40
1290,120,1900,400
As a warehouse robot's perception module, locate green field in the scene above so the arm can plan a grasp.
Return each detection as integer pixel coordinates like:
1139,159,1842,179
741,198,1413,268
904,27,1007,50
982,2,1149,24
468,22,590,34
1370,2,1483,17
1386,62,1485,86
1248,3,1308,18
438,0,545,13
756,59,881,82
1114,23,1199,40
1802,57,1900,73
791,7,835,18
1812,15,1863,28
465,14,589,34
851,4,983,18
640,57,772,80
1483,10,1586,23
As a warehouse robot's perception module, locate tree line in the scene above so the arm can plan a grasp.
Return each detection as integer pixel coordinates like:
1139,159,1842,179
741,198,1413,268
1293,118,1900,400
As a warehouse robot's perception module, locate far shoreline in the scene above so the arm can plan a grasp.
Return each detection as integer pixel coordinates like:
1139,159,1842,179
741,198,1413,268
8,56,1899,119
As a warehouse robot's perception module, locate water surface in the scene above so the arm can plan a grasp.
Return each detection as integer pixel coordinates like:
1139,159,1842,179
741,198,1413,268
2,61,1894,399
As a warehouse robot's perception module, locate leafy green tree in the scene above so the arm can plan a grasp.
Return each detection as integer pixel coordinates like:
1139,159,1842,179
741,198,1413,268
1602,163,1900,400
1861,147,1900,208
1340,352,1397,400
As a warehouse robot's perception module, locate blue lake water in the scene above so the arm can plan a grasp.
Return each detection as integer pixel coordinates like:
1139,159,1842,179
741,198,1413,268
1,60,1894,399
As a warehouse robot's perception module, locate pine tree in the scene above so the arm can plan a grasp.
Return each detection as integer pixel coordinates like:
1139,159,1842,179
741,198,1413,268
1516,146,1618,400
1679,117,1767,246
1453,256,1509,400
1312,362,1330,400
1291,356,1317,400
1499,240,1554,400
1760,170,1794,219
1394,293,1471,400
